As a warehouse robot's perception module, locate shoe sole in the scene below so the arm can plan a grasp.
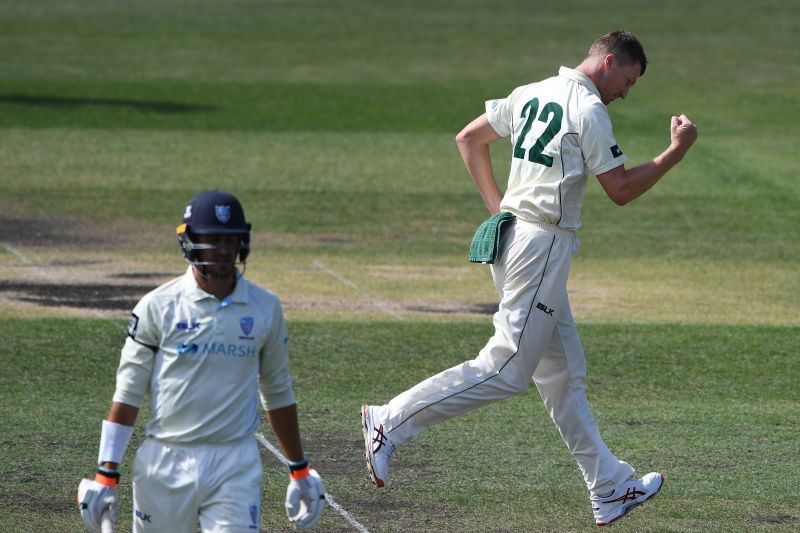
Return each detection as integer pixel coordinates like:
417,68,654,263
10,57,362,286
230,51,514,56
361,404,385,488
596,473,664,527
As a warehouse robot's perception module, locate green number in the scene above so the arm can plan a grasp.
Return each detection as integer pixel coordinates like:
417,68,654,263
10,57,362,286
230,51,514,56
513,98,539,159
512,98,563,168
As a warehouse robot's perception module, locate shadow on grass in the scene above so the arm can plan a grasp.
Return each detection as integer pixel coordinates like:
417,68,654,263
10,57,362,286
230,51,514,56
0,94,217,114
0,280,155,310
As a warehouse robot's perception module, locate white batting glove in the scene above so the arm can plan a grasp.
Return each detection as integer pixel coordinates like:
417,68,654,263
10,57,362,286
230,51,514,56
77,470,120,532
285,466,326,529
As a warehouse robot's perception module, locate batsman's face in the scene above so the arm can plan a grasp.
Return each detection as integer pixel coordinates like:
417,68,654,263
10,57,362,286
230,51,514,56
599,56,641,105
195,234,240,279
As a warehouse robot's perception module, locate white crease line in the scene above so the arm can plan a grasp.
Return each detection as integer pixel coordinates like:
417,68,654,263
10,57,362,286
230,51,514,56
1,244,111,319
1,242,31,263
311,259,404,320
255,432,370,533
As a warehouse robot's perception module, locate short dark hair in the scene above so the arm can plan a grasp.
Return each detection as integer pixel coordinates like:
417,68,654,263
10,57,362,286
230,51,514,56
588,30,648,76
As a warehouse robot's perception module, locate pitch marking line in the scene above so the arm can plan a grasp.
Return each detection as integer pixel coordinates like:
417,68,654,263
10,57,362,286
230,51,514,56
2,244,111,320
311,259,404,321
0,242,31,263
255,432,370,533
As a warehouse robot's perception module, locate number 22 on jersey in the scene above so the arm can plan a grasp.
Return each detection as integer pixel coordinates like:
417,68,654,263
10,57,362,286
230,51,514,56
512,98,563,168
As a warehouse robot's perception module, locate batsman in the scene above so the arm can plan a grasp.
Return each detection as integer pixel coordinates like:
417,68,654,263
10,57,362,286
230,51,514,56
78,189,325,532
362,31,697,526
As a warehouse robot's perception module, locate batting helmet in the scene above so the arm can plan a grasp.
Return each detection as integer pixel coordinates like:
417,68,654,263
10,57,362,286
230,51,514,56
176,189,252,265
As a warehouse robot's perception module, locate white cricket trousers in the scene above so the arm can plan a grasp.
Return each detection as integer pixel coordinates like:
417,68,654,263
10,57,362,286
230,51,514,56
381,218,634,495
131,437,262,532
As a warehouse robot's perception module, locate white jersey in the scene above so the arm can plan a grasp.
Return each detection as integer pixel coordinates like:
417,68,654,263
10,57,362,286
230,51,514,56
485,66,627,230
114,267,296,444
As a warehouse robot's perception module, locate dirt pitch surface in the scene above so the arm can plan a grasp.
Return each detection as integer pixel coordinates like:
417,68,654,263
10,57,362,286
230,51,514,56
0,216,496,318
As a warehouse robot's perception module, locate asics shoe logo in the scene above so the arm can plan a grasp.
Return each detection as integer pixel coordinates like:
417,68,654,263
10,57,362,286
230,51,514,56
371,424,388,453
604,487,646,505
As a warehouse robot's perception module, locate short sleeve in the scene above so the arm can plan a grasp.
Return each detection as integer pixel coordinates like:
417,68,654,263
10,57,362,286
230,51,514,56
485,93,515,138
580,101,628,176
113,295,160,407
258,300,296,411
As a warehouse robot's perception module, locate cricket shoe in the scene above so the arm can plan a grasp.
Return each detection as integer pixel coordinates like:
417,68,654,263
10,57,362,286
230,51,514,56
591,472,664,526
361,404,395,488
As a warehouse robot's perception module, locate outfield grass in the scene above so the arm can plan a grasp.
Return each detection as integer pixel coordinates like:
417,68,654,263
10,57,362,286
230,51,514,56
2,319,798,531
0,0,798,531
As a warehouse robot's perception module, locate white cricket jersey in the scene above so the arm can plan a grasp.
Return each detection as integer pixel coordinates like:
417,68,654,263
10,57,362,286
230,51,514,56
485,66,628,230
114,267,296,444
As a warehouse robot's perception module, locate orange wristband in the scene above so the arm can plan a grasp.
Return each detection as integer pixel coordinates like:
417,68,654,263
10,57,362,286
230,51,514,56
95,468,120,487
289,465,310,480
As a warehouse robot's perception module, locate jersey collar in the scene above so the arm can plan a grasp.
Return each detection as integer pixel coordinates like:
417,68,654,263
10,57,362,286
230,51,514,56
558,66,603,102
182,266,250,304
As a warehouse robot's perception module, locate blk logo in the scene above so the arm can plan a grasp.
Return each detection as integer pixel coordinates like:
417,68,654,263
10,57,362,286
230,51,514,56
536,302,555,316
135,509,152,523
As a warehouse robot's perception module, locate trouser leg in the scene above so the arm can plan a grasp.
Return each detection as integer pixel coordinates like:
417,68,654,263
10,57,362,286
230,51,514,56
199,438,262,533
132,440,199,533
384,223,572,445
532,296,634,495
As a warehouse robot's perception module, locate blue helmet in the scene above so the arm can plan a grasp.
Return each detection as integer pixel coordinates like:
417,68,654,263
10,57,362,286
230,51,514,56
176,189,252,265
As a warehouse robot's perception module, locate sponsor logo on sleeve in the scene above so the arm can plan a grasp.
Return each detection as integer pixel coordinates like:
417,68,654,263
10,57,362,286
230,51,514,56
610,144,624,158
127,313,139,338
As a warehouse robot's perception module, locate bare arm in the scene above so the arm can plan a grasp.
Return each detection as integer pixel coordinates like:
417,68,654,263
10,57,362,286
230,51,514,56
266,403,305,463
596,114,698,206
455,113,504,214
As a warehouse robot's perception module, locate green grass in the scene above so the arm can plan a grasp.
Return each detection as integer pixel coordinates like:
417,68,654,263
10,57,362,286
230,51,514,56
1,0,799,531
2,319,798,531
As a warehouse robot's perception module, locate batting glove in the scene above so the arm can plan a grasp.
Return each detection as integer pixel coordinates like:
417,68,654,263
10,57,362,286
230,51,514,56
285,460,326,529
77,468,120,532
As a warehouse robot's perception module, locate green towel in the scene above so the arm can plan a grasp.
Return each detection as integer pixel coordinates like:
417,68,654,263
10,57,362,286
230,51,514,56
468,211,516,264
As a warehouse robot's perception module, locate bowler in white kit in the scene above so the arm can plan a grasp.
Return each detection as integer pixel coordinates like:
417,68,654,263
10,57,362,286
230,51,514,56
362,31,698,527
78,189,325,532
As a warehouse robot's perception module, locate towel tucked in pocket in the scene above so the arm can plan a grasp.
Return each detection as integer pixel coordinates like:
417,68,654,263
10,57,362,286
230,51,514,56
468,211,516,264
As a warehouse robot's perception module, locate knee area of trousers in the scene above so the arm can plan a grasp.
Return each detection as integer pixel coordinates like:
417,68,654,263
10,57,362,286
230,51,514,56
505,372,531,394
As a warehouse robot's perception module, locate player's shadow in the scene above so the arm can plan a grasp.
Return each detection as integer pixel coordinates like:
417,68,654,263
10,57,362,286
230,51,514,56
0,93,217,114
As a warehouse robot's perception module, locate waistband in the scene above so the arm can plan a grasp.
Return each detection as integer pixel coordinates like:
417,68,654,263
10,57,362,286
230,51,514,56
514,218,577,239
146,434,255,450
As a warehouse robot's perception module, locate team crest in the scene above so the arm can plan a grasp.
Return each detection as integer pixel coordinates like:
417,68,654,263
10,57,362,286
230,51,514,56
240,317,254,336
215,204,231,223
